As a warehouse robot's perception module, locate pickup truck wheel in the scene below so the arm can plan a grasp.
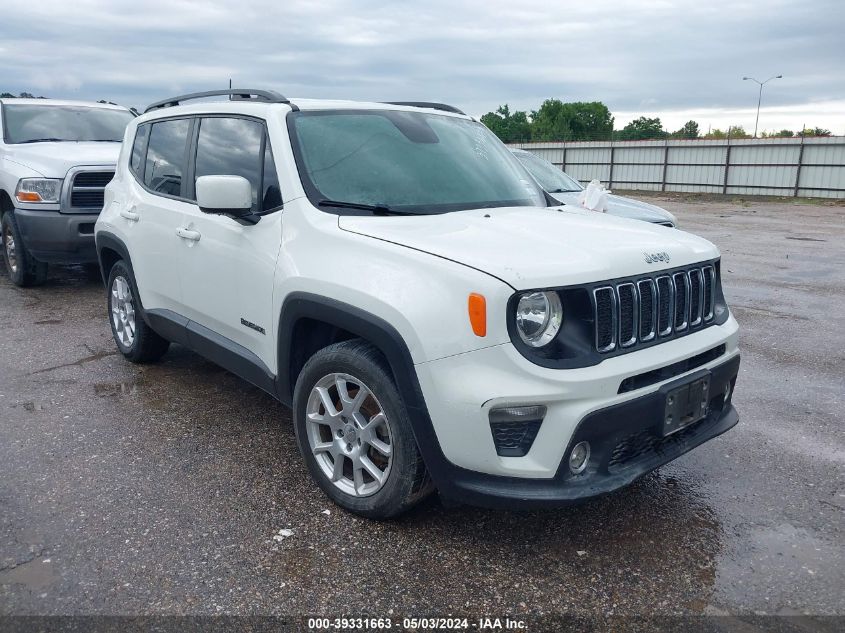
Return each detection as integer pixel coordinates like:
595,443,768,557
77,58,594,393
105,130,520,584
107,260,170,363
293,340,431,519
1,211,48,287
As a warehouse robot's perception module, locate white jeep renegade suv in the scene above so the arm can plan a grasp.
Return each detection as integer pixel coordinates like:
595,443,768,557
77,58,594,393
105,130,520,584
95,89,740,518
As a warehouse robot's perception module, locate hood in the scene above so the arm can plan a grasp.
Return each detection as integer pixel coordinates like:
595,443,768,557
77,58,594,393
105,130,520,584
339,205,716,290
6,141,121,177
550,191,677,225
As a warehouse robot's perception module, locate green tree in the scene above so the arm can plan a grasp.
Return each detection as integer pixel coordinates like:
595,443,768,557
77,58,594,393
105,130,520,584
761,129,794,138
617,117,667,141
672,120,700,139
801,127,832,137
0,91,46,98
704,126,750,139
529,99,571,141
727,126,751,139
480,104,532,143
562,102,614,140
529,99,613,141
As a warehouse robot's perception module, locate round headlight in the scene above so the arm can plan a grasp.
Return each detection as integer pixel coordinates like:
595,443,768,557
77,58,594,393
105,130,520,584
515,291,563,347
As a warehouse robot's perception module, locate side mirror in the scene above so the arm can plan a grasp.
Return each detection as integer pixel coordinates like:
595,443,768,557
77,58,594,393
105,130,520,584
196,175,256,223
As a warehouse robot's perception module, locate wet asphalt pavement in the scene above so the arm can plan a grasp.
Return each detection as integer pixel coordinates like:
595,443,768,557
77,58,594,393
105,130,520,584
0,199,843,620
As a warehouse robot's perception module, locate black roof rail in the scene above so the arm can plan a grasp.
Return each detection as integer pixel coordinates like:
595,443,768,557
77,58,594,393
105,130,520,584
384,101,466,116
144,89,297,114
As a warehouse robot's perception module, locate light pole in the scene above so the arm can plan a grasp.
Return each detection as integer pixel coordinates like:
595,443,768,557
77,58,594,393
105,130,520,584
742,75,782,138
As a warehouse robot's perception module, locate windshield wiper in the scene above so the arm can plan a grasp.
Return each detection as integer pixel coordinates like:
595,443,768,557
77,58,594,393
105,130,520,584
19,137,67,143
549,188,580,193
317,199,411,215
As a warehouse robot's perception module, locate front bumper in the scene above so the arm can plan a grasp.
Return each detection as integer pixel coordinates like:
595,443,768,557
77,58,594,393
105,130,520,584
434,356,738,509
13,208,99,264
410,316,740,507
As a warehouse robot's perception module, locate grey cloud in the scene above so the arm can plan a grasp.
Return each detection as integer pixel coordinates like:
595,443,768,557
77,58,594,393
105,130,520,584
0,0,842,122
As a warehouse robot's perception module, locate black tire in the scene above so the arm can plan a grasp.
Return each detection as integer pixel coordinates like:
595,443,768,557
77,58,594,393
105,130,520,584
293,339,432,519
106,259,170,363
1,211,48,287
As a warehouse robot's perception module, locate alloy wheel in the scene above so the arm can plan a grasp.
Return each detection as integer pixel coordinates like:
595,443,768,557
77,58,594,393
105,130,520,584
110,276,136,348
305,373,393,497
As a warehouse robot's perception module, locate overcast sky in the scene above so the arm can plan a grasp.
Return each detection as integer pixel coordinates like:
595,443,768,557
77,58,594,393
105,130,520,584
1,0,843,134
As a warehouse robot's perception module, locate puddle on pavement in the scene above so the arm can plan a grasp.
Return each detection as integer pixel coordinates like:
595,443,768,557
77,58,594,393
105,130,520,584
296,473,723,613
712,522,845,612
94,380,141,397
0,557,56,590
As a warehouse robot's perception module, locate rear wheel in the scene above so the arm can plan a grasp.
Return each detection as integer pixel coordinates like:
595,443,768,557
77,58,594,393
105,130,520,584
293,340,432,519
107,259,170,363
1,211,47,287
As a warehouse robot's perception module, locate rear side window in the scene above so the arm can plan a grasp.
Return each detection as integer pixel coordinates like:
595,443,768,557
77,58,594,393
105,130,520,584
194,117,281,213
130,124,150,177
144,119,190,197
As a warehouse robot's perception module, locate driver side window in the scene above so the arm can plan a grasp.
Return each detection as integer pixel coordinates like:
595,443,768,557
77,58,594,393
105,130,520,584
194,116,282,213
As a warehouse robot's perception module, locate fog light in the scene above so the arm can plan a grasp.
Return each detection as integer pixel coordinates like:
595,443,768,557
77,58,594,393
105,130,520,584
569,441,590,475
489,405,547,457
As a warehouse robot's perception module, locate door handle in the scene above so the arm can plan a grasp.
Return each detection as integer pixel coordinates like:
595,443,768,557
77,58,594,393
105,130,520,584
120,209,140,222
176,228,201,242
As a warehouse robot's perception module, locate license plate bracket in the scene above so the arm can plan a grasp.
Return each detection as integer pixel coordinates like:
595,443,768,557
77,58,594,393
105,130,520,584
663,375,710,436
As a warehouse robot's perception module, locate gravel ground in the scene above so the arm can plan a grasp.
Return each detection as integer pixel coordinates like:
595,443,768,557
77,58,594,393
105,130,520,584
0,198,843,622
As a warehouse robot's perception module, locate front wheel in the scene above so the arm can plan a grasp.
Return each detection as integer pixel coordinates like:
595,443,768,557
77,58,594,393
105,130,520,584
107,260,170,363
293,340,432,519
1,211,47,287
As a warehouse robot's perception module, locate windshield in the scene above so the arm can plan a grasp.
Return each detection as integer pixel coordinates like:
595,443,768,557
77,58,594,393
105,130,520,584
2,104,134,144
513,151,584,193
289,110,546,214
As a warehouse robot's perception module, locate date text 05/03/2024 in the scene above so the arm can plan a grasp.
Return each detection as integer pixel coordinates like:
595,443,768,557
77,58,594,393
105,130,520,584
307,616,528,630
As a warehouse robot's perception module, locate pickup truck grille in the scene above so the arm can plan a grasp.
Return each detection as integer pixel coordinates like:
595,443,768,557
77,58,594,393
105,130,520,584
65,169,114,213
593,264,716,353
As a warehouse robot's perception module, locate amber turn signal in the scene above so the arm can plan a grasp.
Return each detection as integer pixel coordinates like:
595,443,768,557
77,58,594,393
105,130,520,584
16,191,42,202
468,293,487,337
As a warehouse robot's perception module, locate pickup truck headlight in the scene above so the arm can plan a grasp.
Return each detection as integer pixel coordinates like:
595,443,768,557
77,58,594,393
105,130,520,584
515,291,563,347
15,178,62,203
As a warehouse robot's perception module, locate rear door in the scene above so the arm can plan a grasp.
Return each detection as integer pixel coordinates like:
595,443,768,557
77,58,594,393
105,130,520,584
174,115,284,372
124,117,193,313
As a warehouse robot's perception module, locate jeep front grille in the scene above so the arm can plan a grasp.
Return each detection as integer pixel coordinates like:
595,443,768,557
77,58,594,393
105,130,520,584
594,287,617,352
593,264,716,354
63,169,114,213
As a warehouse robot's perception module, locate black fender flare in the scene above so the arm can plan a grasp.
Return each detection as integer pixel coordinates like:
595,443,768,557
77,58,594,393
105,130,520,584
94,230,132,285
94,231,156,330
276,292,457,491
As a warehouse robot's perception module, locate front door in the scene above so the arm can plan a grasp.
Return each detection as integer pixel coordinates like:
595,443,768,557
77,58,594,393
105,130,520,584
174,116,284,373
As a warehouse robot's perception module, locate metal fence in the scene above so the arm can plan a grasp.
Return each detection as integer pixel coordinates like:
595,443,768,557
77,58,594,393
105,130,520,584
509,136,845,198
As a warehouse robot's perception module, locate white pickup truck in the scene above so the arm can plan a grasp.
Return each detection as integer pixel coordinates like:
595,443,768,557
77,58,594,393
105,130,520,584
0,98,134,285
